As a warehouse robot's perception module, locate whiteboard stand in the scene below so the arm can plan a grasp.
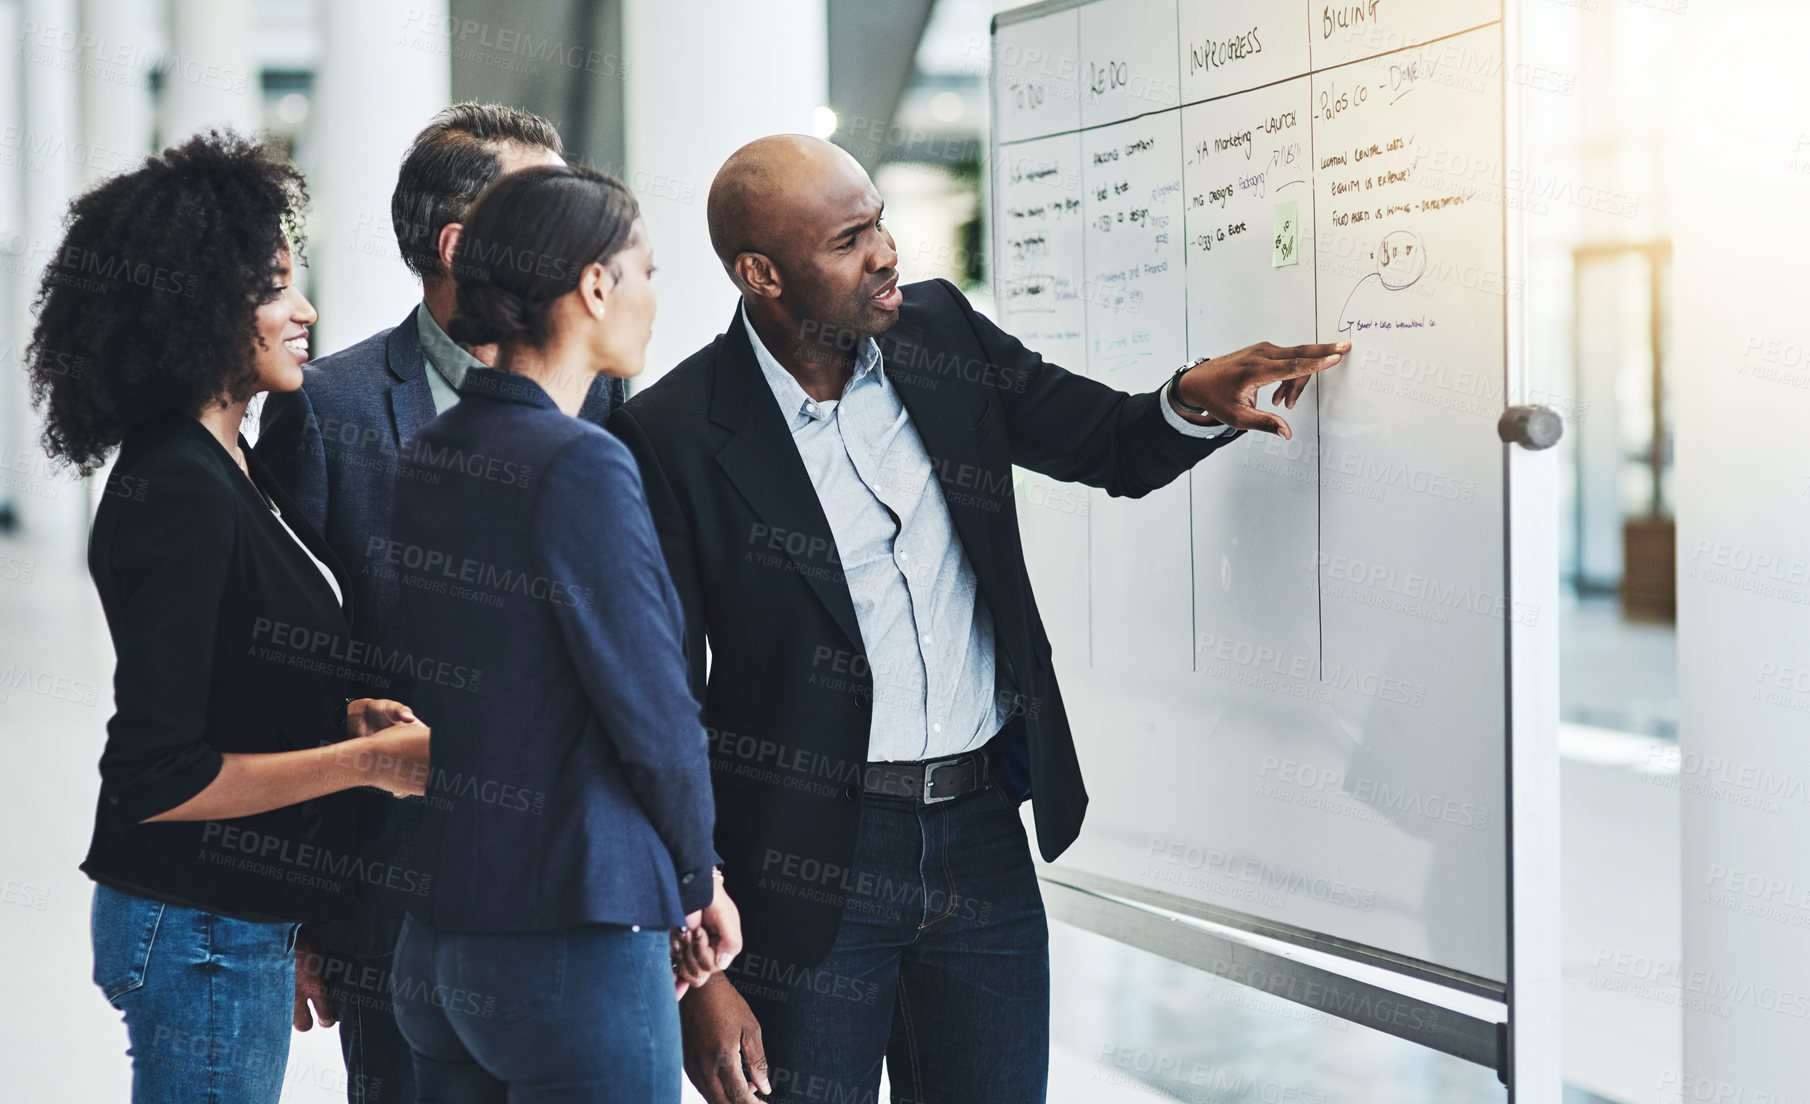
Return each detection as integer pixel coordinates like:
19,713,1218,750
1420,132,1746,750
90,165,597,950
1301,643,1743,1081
1040,872,1509,1066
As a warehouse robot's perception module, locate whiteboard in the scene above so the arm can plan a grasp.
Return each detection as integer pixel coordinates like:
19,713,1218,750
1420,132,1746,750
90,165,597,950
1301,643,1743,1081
994,0,1510,984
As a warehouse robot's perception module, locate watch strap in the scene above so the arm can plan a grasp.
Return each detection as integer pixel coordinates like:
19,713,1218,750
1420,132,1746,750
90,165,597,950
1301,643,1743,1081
1168,362,1211,416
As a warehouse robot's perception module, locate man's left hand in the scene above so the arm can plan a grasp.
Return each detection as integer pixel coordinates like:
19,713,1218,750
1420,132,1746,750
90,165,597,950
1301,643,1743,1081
293,939,337,1031
1172,340,1350,440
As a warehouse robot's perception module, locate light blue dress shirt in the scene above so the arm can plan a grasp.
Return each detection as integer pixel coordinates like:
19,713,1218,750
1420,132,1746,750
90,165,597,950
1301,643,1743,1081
416,305,485,415
744,309,1001,762
741,307,1231,762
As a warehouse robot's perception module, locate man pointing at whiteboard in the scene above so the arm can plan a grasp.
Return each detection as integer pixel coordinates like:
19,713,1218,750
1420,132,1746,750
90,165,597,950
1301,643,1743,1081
608,134,1346,1104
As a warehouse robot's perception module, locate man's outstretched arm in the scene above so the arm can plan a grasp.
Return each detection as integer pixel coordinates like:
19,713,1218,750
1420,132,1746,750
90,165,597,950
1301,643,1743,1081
933,279,1345,497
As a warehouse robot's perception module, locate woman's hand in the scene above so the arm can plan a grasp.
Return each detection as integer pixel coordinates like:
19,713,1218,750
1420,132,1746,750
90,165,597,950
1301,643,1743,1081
670,872,743,999
348,721,431,797
697,871,743,972
146,718,431,823
344,698,417,738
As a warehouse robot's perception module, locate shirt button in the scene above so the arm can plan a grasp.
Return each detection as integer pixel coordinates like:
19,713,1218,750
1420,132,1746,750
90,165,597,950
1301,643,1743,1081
898,551,909,561
921,634,932,645
932,723,943,734
680,872,696,885
631,925,640,932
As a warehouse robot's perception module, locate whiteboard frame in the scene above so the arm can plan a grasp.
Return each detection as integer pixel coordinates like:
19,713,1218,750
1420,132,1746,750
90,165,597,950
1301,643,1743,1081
1499,1,1562,1098
1043,875,1507,1067
986,1,1560,1097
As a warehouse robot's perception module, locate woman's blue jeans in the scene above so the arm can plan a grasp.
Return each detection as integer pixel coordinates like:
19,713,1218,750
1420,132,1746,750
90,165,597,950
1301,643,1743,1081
91,883,301,1103
393,912,682,1103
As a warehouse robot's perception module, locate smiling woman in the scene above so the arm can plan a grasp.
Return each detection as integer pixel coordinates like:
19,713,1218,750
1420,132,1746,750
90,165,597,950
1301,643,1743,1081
24,130,432,1104
27,132,313,475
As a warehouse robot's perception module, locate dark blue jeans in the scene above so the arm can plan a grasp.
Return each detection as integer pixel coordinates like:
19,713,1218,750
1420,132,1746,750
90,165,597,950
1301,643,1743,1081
392,913,682,1102
731,779,1050,1104
303,943,415,1103
90,883,300,1103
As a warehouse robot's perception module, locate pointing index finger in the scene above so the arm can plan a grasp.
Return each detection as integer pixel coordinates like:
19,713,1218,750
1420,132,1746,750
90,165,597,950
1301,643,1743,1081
1273,341,1349,361
1256,340,1350,382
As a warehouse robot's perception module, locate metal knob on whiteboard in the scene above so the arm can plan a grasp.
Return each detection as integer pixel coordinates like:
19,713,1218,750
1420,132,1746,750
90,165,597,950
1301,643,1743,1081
1497,405,1565,450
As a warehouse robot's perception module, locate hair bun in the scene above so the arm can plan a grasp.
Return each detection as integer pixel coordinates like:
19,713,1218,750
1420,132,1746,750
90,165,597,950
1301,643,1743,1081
448,281,535,346
447,164,638,351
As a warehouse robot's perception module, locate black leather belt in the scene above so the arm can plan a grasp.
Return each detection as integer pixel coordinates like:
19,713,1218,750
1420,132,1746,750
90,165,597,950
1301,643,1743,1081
861,746,990,804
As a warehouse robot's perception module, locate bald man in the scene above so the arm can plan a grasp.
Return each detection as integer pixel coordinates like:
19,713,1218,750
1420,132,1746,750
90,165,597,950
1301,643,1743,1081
608,135,1346,1104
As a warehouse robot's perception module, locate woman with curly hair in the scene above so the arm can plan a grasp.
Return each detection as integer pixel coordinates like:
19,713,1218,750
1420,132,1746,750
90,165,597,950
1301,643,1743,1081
25,130,432,1103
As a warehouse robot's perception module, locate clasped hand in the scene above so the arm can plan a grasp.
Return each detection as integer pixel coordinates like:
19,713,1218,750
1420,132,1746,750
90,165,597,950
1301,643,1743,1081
672,869,742,1000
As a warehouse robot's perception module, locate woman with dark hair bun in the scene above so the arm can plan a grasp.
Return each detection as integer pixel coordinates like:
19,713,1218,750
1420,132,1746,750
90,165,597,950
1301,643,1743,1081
389,164,740,1101
27,130,431,1103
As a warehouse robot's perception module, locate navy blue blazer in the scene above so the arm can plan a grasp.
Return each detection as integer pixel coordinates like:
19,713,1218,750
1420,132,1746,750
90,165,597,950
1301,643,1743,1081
392,367,716,932
257,306,626,953
259,304,626,678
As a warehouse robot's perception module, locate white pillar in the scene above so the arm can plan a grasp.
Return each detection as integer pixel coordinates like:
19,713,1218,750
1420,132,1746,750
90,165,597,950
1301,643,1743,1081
622,0,827,386
78,0,154,186
0,0,25,534
71,0,154,511
13,0,86,554
310,0,451,354
159,0,256,143
1674,1,1810,1096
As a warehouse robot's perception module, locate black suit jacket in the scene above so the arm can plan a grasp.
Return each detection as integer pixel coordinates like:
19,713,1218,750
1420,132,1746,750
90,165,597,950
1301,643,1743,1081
608,279,1242,965
82,415,359,923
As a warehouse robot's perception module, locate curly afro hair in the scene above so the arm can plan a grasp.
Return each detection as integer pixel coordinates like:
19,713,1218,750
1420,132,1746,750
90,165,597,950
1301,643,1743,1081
25,130,309,474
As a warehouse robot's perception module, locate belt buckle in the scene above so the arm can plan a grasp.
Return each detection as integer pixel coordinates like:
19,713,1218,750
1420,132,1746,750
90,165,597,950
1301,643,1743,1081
921,755,967,804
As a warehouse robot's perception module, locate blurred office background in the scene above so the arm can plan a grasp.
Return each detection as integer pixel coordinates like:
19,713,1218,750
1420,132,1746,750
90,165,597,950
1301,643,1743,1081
0,1,1682,1101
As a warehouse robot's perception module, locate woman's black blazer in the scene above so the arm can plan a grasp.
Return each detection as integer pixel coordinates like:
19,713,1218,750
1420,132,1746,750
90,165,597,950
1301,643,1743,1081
81,414,361,923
